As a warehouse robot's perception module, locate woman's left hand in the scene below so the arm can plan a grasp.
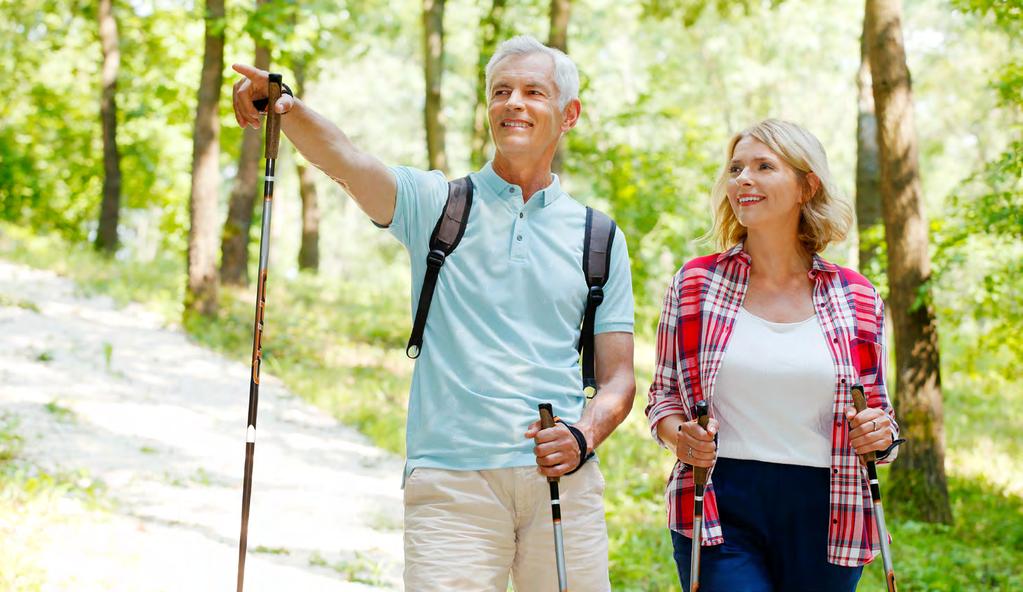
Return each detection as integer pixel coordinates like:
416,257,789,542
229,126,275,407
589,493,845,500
845,406,895,457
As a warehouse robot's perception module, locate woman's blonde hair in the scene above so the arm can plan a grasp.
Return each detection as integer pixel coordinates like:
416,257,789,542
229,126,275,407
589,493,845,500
709,119,853,254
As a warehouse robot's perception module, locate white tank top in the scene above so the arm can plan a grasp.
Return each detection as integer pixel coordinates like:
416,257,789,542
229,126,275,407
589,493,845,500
713,307,836,468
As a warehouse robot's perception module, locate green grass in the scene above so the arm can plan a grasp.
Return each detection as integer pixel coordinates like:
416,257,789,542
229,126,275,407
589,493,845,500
1,222,1020,590
43,401,75,422
253,545,291,555
309,550,389,586
0,293,40,312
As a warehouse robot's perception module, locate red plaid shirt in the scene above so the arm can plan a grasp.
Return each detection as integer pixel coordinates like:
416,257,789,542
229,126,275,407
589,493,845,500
645,244,899,567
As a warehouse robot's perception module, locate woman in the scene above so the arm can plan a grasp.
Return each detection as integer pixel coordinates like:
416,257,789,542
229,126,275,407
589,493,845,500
646,119,901,591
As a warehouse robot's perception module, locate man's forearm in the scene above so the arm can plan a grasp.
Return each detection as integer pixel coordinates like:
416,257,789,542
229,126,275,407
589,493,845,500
576,375,636,454
280,99,396,224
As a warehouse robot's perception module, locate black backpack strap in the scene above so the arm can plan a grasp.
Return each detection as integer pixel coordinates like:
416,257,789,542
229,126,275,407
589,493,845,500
406,176,474,358
580,207,616,398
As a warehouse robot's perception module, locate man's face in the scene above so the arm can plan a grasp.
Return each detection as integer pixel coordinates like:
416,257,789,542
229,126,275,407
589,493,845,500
487,52,573,159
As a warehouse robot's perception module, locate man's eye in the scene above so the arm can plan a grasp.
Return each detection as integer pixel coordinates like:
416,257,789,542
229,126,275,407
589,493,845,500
760,163,773,170
728,166,741,174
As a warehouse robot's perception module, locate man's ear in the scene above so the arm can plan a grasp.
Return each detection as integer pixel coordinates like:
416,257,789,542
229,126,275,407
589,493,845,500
561,98,582,132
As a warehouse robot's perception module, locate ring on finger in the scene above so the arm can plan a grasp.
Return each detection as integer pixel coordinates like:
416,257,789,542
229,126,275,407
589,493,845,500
871,420,877,432
687,446,694,458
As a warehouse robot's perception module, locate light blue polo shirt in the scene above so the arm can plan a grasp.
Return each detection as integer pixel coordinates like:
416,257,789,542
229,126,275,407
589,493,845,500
386,162,634,478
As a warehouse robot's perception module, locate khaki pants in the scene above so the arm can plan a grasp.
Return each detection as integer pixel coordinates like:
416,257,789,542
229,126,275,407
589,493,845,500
403,462,610,592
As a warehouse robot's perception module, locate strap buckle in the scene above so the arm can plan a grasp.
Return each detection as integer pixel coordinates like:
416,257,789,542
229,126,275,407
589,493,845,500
426,249,446,269
588,285,604,306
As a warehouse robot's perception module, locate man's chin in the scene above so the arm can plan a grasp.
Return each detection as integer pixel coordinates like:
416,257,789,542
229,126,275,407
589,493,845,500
494,139,545,157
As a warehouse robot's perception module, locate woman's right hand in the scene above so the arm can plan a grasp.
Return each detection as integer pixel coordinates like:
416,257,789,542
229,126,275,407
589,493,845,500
676,417,718,468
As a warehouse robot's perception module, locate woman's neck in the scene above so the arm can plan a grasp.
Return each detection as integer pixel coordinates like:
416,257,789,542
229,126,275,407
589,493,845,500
744,230,811,280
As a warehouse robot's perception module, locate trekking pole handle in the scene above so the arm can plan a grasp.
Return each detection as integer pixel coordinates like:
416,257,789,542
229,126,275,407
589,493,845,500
692,400,710,486
264,73,283,159
538,403,559,484
850,385,877,463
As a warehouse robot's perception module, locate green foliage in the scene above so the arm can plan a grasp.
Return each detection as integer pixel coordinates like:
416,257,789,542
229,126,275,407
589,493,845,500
639,0,766,24
861,476,1023,591
933,0,1023,380
567,114,718,331
2,0,1022,588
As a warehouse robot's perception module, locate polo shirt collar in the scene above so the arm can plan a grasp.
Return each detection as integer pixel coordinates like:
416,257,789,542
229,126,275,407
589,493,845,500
476,161,563,207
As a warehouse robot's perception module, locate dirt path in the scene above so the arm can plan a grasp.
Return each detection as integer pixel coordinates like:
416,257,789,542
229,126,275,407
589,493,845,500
0,260,404,591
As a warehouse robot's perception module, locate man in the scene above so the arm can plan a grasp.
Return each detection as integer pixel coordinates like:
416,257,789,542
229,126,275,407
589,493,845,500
231,35,635,591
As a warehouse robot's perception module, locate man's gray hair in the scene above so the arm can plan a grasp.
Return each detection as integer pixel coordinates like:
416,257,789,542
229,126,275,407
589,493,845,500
485,35,580,110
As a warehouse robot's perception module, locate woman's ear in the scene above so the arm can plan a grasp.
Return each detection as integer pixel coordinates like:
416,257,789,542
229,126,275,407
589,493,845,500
803,172,822,204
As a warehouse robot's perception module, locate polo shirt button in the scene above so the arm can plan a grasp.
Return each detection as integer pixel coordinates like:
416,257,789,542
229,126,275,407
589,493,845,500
519,212,524,218
508,187,515,194
516,235,523,241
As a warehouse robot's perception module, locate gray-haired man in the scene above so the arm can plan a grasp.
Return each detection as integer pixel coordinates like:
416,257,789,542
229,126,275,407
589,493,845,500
231,35,635,590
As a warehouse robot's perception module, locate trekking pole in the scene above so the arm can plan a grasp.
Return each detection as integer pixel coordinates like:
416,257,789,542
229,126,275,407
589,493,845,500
235,72,284,592
686,400,710,592
851,385,898,592
538,403,569,592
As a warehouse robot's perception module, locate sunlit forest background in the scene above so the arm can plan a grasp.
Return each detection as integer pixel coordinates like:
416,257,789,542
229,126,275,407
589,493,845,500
1,0,1020,589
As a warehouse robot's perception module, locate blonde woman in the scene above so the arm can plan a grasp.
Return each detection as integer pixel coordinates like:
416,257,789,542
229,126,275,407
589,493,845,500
646,119,901,591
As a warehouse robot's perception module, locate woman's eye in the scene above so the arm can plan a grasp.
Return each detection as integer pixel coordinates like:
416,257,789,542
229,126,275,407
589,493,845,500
728,166,741,174
760,163,773,170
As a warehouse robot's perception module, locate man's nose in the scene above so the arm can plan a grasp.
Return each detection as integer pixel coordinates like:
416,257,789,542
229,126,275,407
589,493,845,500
507,88,526,108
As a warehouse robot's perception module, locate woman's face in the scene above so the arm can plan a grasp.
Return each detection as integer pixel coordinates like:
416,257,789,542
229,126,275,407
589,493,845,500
725,136,806,233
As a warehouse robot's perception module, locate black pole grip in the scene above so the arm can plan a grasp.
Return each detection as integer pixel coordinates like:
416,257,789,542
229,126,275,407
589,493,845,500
693,400,710,486
538,404,559,484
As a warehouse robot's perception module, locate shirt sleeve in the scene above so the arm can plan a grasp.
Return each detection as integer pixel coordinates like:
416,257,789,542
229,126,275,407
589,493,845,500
593,226,635,335
645,275,689,448
384,165,449,250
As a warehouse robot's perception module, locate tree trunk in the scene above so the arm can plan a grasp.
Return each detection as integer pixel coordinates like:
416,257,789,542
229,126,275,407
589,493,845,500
422,0,447,172
185,0,226,318
548,0,571,174
470,0,506,170
95,0,122,253
220,0,270,287
855,28,883,276
865,0,952,523
293,61,320,272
